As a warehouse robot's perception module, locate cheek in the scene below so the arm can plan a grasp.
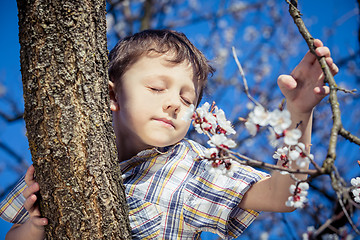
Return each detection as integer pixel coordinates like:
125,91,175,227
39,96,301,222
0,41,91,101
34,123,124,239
178,121,191,135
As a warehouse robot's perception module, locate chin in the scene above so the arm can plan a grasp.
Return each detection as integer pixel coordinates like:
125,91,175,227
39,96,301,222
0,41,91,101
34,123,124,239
146,137,181,148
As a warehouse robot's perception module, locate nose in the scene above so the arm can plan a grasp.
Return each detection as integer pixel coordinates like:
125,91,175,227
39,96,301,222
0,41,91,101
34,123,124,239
162,94,181,115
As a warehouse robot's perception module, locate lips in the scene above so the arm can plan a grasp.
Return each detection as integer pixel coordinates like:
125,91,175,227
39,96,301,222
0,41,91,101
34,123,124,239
154,118,175,128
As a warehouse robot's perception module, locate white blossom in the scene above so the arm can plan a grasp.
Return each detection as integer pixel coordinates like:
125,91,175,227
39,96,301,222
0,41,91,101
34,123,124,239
290,182,309,196
286,182,309,208
291,143,313,168
350,177,360,203
302,226,315,240
269,109,292,134
205,160,235,177
190,103,217,134
295,142,306,152
245,121,258,136
196,102,211,118
182,104,195,121
284,128,302,146
214,107,236,135
208,134,236,149
194,124,204,134
195,112,217,134
267,128,282,147
289,149,300,161
296,155,312,168
273,146,289,161
249,106,270,126
224,159,237,177
204,148,219,159
286,195,307,208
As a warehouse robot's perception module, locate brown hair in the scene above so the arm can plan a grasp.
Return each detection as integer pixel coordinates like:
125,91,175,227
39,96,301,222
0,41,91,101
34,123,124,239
108,29,214,105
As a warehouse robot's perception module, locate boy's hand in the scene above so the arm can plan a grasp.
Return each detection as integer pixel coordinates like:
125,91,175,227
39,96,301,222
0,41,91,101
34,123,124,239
277,39,339,114
23,165,48,231
5,166,47,240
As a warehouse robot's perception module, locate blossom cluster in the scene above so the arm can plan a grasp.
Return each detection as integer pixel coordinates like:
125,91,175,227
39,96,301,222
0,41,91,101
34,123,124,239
244,105,302,147
184,102,314,208
273,143,314,170
245,105,314,208
285,182,309,208
186,101,360,216
183,102,237,176
350,177,360,203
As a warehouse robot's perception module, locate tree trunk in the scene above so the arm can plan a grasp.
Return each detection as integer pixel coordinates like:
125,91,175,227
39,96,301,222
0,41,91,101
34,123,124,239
17,0,131,239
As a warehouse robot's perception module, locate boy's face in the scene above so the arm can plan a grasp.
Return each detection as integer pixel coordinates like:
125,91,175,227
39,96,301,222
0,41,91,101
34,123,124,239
111,53,198,153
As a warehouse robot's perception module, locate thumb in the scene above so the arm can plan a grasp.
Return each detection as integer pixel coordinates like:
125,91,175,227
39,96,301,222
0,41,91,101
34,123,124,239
277,74,297,94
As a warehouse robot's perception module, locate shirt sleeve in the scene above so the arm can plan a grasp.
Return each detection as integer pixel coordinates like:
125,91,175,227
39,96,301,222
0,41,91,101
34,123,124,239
0,176,29,224
182,162,269,240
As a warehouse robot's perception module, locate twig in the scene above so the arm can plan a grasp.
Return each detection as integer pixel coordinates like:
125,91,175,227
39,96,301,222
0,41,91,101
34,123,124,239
337,87,357,94
299,146,322,172
232,46,263,108
339,127,360,145
336,191,360,235
331,168,360,235
227,148,320,176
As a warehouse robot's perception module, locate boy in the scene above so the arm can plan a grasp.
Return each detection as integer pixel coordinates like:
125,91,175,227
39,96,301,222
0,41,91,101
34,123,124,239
1,29,338,239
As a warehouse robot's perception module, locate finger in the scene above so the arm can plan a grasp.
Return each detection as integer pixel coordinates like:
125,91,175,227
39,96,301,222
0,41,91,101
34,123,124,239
308,39,325,65
30,217,48,227
302,40,324,65
331,63,339,76
24,193,38,212
277,74,297,91
23,182,39,199
313,39,324,48
326,58,339,76
25,165,36,185
315,46,331,58
314,85,330,96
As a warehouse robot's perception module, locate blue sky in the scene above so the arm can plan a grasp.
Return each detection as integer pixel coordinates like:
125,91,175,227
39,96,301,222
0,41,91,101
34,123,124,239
0,0,358,239
0,1,25,236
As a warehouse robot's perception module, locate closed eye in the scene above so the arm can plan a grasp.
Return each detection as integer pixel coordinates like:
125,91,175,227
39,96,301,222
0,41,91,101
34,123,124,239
149,87,164,92
181,97,192,106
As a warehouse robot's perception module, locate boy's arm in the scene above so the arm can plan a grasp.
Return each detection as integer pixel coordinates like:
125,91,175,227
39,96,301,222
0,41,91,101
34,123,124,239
239,39,339,212
5,165,47,240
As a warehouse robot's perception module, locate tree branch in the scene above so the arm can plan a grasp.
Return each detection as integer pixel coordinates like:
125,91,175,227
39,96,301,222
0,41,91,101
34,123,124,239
286,0,360,174
140,0,153,31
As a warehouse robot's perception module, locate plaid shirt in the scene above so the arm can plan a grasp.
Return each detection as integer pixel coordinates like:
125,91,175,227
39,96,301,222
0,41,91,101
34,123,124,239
1,139,268,239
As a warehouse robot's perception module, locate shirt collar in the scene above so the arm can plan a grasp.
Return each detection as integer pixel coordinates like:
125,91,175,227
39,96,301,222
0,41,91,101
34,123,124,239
119,141,184,173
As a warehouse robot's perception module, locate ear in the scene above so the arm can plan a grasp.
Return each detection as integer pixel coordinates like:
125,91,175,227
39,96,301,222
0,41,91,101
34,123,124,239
109,81,120,111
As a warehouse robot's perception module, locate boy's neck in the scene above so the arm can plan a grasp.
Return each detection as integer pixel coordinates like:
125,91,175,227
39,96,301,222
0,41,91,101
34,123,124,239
116,132,152,162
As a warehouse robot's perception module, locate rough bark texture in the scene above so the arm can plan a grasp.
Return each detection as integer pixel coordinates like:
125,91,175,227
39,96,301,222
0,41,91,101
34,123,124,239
17,0,131,239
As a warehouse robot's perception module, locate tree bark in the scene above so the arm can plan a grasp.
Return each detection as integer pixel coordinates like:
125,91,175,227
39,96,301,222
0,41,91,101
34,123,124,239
17,0,131,239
